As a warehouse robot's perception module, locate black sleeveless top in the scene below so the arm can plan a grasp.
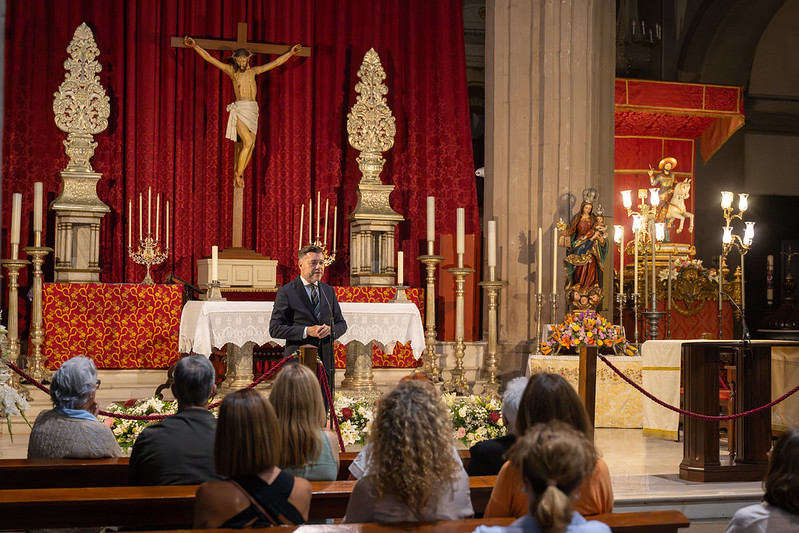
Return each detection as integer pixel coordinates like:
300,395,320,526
220,472,305,528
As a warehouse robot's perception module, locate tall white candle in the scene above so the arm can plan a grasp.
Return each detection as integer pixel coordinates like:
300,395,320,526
33,182,43,233
148,187,152,236
426,196,435,242
537,227,543,290
487,220,496,268
308,198,313,243
10,193,22,246
211,245,219,282
139,193,143,240
456,208,465,254
323,199,329,245
397,251,404,285
128,199,133,248
316,192,321,241
299,205,304,250
332,206,337,252
551,227,558,294
633,232,639,294
165,201,170,250
155,194,160,241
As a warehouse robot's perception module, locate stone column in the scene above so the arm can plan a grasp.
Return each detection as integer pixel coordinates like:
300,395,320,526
485,0,615,365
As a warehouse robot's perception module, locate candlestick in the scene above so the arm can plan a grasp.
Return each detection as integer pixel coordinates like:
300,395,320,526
417,252,445,382
618,231,624,294
165,201,170,249
148,187,152,236
316,192,321,240
155,194,160,241
128,199,133,248
444,265,475,395
308,198,313,243
456,208,465,255
551,227,558,294
333,206,337,252
10,193,22,255
299,205,304,250
33,182,43,232
537,227,543,290
633,231,639,294
212,245,219,282
139,193,143,240
427,196,435,242
397,251,404,285
324,199,329,245
23,244,53,383
487,220,496,268
718,254,724,338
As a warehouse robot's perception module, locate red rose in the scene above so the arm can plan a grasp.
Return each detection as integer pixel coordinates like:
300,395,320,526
341,407,354,420
123,398,138,408
488,411,501,424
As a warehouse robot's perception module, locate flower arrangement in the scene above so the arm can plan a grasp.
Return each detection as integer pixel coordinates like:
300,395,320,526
0,324,31,441
658,258,719,283
333,392,375,446
443,393,506,448
100,397,180,451
541,310,636,356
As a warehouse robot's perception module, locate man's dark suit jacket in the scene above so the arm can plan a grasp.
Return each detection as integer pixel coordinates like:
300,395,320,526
128,408,221,485
465,434,517,476
269,276,347,390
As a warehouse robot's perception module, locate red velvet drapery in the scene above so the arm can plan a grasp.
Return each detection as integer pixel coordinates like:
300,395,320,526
3,0,477,288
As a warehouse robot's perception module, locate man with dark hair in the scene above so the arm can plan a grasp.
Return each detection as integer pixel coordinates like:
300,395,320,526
128,355,221,485
270,245,347,405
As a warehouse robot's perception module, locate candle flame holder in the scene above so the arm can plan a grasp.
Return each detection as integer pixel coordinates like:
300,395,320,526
128,235,169,284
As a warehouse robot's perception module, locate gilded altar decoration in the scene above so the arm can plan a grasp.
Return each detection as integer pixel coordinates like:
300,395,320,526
540,310,636,356
346,49,403,287
51,23,111,282
657,259,720,316
53,22,110,174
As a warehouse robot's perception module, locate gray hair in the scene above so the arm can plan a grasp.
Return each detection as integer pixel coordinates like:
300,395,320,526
50,356,97,409
502,377,528,433
172,355,215,406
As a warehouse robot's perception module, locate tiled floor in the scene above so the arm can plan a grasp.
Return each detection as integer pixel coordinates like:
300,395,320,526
1,369,760,531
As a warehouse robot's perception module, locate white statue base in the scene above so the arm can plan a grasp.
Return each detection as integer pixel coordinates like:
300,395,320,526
197,248,277,291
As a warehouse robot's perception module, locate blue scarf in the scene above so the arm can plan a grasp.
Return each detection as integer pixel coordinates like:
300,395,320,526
54,407,98,421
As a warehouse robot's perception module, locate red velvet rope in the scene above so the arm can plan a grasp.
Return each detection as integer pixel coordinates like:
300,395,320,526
316,362,345,453
598,354,799,420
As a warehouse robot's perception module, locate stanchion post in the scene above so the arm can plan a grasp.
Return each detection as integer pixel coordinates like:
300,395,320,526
578,345,597,440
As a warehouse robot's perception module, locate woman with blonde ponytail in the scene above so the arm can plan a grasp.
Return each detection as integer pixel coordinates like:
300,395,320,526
474,422,610,533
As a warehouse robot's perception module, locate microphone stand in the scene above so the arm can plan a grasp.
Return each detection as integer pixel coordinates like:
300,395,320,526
720,291,750,349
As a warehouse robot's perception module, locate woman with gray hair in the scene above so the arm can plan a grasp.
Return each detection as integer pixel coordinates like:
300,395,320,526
27,356,120,458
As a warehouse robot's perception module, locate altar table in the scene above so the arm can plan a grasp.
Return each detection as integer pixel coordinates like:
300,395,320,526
42,283,182,369
528,354,643,428
179,301,425,359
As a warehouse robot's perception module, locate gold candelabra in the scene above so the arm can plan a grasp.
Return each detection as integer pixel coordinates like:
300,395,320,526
478,265,507,399
718,191,754,338
444,265,474,395
1,257,31,397
23,240,53,383
417,245,444,381
128,235,169,284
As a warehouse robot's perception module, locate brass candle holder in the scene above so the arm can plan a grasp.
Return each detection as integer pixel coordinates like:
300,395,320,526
417,250,444,382
478,265,507,399
534,292,545,354
444,264,474,395
128,234,169,284
1,257,31,397
23,240,53,383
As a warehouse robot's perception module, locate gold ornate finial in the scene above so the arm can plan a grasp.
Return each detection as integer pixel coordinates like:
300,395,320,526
52,22,110,173
347,48,396,185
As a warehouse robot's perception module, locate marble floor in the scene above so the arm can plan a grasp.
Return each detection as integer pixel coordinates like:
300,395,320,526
1,369,759,532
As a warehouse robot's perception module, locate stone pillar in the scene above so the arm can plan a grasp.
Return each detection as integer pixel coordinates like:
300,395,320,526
485,0,615,364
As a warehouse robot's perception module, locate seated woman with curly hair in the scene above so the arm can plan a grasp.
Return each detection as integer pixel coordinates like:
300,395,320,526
485,372,613,519
193,388,312,528
474,422,610,533
271,363,340,481
343,379,474,522
725,426,799,532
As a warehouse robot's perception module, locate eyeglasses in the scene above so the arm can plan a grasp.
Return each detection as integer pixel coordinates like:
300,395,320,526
95,379,101,389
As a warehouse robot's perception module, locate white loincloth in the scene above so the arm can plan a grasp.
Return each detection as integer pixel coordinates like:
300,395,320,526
225,100,259,142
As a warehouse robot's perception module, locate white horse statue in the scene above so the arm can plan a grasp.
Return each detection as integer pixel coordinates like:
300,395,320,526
666,179,694,233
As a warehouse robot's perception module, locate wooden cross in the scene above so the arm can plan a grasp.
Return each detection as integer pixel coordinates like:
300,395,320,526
170,22,311,57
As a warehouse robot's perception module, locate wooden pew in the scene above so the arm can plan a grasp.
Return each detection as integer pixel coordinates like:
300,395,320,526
0,450,471,489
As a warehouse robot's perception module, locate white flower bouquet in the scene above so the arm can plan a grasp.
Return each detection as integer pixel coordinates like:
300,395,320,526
443,393,507,447
100,397,178,451
0,323,31,441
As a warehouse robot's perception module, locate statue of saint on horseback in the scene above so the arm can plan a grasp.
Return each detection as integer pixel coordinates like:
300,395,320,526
648,157,694,238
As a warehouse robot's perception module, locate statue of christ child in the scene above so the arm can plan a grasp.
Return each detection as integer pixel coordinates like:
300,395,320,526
184,36,302,188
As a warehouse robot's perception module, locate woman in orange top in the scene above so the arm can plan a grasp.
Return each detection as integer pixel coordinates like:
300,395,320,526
483,372,613,518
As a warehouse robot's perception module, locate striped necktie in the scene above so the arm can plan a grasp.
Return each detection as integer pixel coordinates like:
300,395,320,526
310,283,321,319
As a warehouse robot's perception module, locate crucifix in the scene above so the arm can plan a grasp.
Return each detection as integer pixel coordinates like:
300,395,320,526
172,22,311,250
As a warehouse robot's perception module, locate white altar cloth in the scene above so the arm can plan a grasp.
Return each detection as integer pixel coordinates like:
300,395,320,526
179,301,425,358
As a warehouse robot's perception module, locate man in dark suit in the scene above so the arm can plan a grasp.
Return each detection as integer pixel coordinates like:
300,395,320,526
128,355,221,485
270,244,347,404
